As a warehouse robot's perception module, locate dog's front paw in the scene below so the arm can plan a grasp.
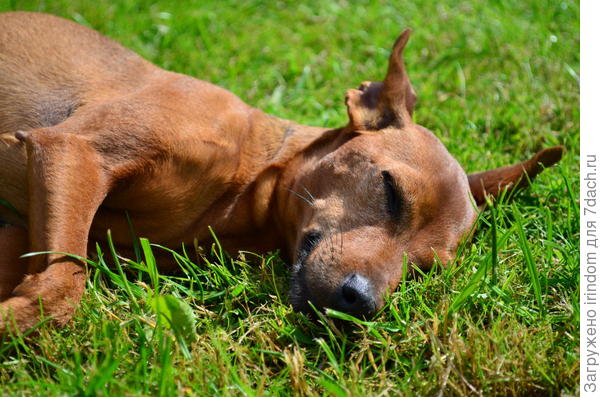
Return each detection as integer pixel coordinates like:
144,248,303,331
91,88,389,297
0,262,85,335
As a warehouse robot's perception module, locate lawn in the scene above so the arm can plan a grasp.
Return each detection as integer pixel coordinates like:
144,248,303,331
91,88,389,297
0,0,579,395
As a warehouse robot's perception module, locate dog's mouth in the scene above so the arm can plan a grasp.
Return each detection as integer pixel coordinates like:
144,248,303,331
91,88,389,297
288,259,312,314
289,259,379,318
288,230,323,314
288,230,378,318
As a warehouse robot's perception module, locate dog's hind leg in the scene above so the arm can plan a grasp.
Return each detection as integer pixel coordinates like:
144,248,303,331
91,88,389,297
0,225,28,300
0,134,29,304
0,128,109,334
0,132,28,225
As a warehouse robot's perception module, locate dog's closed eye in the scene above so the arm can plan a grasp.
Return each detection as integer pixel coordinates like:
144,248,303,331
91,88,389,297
382,170,403,220
297,231,322,262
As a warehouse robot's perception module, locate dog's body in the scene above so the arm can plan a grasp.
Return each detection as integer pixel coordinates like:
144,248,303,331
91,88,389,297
0,12,562,333
0,12,314,252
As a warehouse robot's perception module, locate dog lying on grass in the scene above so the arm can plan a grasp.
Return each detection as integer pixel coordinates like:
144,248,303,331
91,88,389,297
0,12,563,333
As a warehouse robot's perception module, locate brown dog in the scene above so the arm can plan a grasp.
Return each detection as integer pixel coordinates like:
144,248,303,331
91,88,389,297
0,12,563,333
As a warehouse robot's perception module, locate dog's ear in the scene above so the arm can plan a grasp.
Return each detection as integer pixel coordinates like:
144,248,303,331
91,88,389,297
468,146,564,207
345,29,417,131
381,29,417,119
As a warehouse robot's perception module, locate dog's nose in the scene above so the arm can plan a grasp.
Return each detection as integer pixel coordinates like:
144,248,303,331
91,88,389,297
334,273,377,317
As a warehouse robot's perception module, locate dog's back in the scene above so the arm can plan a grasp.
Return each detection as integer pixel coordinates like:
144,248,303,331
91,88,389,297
0,12,155,133
0,11,284,244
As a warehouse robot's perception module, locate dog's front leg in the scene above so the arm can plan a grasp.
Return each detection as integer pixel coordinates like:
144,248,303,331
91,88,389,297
0,129,109,334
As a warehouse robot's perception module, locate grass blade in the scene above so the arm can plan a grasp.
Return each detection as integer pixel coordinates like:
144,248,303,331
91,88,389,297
512,204,545,317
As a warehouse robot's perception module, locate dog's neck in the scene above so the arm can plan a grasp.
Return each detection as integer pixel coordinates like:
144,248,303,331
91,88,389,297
230,110,333,255
247,110,329,166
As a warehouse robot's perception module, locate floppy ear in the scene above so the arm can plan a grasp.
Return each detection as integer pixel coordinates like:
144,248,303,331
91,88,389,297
468,146,564,207
346,29,417,131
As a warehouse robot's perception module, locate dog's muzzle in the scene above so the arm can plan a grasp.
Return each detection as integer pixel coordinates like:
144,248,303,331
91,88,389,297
332,273,377,317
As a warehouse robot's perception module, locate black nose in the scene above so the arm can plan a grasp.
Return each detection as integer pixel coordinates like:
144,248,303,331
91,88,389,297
334,273,377,316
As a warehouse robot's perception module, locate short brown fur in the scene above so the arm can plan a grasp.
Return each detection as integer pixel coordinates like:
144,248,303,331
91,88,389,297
0,12,562,332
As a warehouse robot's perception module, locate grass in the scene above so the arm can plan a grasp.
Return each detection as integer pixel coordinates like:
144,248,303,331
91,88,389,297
0,0,579,395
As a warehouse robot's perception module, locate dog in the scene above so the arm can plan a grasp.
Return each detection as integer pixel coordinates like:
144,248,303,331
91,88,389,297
0,12,563,333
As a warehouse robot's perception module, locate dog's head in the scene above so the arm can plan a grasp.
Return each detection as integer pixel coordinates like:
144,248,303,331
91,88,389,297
280,30,563,317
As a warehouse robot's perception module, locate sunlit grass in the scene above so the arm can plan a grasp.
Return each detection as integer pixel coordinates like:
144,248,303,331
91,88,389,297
0,0,579,395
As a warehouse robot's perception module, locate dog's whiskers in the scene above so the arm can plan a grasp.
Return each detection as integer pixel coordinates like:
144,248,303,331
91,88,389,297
287,188,315,207
302,187,316,203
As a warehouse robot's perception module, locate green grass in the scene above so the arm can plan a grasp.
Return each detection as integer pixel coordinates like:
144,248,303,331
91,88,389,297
0,0,579,395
